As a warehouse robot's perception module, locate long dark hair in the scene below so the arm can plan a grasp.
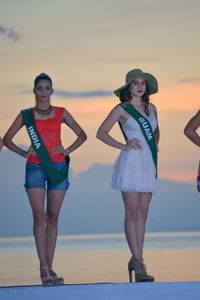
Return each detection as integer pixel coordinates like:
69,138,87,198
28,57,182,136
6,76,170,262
119,84,150,116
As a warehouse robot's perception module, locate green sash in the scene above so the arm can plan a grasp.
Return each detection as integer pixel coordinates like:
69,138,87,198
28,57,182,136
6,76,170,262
119,102,157,177
21,108,70,186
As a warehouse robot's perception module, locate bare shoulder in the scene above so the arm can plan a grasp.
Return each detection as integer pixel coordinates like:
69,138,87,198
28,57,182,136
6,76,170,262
13,112,24,126
61,108,73,121
149,102,157,113
61,108,84,133
111,103,124,113
108,103,128,120
62,108,70,116
149,102,158,117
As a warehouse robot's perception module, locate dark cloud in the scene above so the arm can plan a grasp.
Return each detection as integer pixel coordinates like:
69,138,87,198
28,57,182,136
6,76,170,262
20,90,31,94
21,89,112,99
0,25,20,43
54,90,112,98
178,77,200,83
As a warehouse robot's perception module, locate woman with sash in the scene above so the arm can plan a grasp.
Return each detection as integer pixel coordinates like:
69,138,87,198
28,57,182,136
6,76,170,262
3,73,87,286
97,69,159,282
184,110,200,192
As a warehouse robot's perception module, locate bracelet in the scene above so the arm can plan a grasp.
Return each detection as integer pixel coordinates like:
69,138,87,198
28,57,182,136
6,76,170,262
20,150,27,158
65,148,70,156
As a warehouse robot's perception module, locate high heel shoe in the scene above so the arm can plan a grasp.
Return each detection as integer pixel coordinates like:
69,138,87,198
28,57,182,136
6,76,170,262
128,257,135,283
40,266,54,287
49,268,64,286
139,259,154,282
128,257,154,283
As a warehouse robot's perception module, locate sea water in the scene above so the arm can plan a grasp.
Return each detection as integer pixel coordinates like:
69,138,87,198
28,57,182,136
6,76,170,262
0,231,200,255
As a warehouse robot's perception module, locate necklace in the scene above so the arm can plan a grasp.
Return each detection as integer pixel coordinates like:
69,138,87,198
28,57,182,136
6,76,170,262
134,104,144,107
132,103,144,109
35,105,53,115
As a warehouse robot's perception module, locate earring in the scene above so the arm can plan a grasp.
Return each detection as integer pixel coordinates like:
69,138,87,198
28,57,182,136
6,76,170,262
142,96,146,102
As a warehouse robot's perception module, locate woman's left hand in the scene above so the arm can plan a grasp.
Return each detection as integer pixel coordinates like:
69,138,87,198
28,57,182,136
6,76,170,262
52,145,68,156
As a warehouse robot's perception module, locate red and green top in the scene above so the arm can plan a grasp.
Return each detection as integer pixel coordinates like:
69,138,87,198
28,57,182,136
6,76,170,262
27,106,65,164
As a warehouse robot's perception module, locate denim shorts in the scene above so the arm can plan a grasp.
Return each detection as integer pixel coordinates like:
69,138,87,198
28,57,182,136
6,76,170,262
24,160,69,190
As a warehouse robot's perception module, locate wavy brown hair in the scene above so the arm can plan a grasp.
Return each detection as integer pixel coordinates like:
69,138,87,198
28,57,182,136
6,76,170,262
119,84,150,116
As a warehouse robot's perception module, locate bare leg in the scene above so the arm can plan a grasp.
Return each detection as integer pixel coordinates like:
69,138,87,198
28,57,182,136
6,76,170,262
122,191,151,259
122,191,141,259
137,192,152,258
45,190,66,268
122,191,153,282
26,188,47,267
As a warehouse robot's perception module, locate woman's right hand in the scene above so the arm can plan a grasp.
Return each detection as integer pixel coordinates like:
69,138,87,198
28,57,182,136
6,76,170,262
124,138,142,151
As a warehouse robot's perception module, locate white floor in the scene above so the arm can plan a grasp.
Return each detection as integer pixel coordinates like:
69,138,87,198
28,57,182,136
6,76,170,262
1,282,200,300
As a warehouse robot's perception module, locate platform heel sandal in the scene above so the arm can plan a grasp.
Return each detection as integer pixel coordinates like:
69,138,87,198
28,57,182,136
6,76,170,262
40,266,54,287
139,258,154,282
49,268,64,286
128,257,135,283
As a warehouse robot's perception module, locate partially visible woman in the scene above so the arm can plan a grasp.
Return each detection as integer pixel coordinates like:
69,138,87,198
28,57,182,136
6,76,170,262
184,110,200,192
3,73,87,286
184,110,200,147
0,137,3,150
97,68,159,282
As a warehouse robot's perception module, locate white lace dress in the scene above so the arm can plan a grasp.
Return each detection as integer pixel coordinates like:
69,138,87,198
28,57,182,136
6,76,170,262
111,108,158,194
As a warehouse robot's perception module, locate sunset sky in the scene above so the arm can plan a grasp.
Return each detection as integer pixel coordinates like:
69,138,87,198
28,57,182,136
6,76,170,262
0,0,199,183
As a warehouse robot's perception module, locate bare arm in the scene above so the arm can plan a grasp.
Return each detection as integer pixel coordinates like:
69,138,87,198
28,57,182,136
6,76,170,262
0,137,3,151
3,113,31,158
56,109,87,156
184,110,200,147
96,105,141,151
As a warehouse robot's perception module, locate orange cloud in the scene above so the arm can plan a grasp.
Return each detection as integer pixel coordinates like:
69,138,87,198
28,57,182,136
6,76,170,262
152,82,200,112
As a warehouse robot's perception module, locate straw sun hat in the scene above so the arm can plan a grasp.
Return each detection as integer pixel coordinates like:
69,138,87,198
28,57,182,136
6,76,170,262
114,68,158,97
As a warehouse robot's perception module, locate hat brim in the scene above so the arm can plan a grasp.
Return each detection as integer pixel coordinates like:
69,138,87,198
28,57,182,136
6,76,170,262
114,72,158,97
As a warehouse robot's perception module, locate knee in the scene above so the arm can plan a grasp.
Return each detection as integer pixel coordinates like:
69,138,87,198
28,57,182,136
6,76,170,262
46,212,59,227
139,207,149,222
33,211,45,225
125,208,139,223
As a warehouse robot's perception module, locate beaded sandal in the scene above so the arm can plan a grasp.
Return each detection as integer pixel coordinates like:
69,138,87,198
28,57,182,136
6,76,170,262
49,268,64,286
40,266,54,287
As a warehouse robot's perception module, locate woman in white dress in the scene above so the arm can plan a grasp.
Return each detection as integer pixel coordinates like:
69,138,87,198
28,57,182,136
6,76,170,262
97,69,159,282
